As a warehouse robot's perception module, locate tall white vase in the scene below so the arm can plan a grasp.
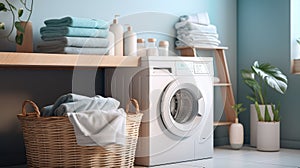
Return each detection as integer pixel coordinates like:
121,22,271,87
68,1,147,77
250,104,273,147
257,121,280,151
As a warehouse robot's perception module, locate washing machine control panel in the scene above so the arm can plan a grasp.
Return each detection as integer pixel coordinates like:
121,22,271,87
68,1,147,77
194,63,209,74
176,61,209,75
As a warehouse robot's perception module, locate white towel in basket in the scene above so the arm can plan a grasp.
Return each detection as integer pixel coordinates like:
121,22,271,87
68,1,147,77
68,108,126,146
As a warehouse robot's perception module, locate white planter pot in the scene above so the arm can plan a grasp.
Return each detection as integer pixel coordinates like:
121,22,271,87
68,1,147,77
229,120,244,149
257,122,280,151
250,104,273,147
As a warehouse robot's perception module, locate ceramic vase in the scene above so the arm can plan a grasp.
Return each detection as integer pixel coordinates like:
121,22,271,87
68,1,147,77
16,21,33,53
229,118,244,149
257,121,280,151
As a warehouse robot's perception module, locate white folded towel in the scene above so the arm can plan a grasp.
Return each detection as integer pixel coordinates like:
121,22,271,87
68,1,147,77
177,29,218,36
177,34,220,42
175,23,217,33
177,31,219,39
179,12,210,25
177,37,221,45
175,40,220,48
68,108,126,146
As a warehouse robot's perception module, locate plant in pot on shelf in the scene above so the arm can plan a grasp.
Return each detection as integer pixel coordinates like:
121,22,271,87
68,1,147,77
241,61,288,151
0,0,34,52
229,103,246,150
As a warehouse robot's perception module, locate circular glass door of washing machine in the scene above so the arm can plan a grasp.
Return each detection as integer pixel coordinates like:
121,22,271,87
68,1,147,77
161,79,205,138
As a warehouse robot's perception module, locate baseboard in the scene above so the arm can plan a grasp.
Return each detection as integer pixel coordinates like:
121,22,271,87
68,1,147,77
280,139,300,149
214,136,229,146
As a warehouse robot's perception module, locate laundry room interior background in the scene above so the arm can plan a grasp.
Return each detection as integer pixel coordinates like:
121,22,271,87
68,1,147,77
1,0,300,166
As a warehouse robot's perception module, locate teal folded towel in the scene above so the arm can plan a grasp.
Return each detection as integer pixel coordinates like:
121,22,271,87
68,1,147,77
40,36,109,48
40,26,108,38
44,16,109,29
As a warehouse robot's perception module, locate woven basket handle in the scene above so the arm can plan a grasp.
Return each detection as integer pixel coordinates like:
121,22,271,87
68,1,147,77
22,100,40,117
126,98,140,114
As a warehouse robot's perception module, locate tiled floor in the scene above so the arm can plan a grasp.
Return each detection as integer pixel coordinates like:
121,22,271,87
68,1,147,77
4,146,300,168
135,146,300,168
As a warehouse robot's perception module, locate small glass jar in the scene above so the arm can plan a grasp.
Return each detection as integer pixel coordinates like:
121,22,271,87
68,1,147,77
137,38,147,57
159,40,169,56
147,38,158,56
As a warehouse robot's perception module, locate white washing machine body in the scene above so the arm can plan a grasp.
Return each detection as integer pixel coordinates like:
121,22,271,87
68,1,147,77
105,56,214,166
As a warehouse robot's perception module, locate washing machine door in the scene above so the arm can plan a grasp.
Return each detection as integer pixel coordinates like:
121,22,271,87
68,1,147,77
161,79,205,138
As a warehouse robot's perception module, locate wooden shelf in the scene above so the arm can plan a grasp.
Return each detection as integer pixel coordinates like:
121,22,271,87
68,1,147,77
0,52,140,68
213,122,232,126
177,46,236,124
213,83,231,86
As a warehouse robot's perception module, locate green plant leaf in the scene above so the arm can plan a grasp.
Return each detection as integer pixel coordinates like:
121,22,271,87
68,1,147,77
15,21,25,33
18,8,23,18
251,61,288,94
255,101,264,121
241,69,254,79
272,104,280,122
0,3,8,12
264,105,272,122
0,22,5,30
15,33,23,45
246,95,256,102
297,38,300,45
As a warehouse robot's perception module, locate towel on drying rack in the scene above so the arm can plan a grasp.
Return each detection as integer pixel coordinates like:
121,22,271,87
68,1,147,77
40,26,109,38
40,36,109,48
44,16,109,29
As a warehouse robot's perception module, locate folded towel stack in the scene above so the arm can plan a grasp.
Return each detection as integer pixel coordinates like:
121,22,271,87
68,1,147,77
38,16,111,55
175,12,221,48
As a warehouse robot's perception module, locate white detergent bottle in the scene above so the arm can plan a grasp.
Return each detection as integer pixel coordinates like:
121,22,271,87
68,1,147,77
123,25,137,56
109,15,123,56
107,31,115,56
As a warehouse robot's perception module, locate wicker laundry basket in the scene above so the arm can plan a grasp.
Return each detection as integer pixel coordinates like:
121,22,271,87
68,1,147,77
17,98,143,168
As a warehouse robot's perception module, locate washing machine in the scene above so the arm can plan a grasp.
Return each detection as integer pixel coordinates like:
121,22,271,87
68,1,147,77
105,56,214,166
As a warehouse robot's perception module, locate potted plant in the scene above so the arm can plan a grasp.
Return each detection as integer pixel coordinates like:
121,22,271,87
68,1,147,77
229,103,246,150
0,0,33,51
241,61,288,151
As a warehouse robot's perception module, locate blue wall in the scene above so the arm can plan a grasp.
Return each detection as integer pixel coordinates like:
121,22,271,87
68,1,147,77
238,0,300,148
0,0,237,166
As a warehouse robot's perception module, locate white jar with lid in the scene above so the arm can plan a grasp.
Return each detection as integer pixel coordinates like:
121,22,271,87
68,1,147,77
147,38,158,56
159,40,169,56
137,38,147,57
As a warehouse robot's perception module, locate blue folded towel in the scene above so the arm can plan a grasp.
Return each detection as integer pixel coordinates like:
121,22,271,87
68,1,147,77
39,36,109,48
44,16,109,29
40,26,109,38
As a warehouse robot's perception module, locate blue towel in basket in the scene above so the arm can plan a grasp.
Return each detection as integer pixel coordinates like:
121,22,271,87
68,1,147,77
40,93,126,146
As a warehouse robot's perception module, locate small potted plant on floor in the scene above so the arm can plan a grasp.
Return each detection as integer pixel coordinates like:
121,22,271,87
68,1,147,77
229,103,246,150
241,61,288,151
0,0,34,51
